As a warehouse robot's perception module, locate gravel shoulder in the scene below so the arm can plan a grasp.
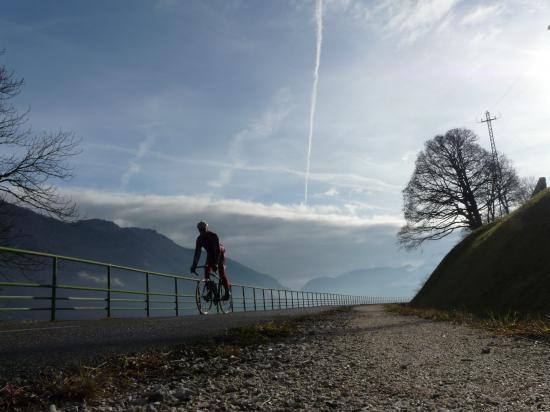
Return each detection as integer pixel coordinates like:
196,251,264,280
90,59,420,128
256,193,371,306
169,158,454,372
5,305,550,411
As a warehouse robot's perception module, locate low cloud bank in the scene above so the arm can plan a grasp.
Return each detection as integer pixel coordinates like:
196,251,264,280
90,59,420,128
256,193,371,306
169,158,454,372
65,188,453,290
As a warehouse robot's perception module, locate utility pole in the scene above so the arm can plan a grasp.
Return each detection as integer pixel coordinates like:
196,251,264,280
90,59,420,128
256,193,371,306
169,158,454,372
480,110,509,218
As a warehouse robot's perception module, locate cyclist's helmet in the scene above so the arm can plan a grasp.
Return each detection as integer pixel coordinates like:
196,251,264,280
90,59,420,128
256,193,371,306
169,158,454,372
197,221,208,232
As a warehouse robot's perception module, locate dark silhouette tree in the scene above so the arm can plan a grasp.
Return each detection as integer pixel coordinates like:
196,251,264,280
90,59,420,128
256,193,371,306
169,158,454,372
0,51,80,278
398,128,520,250
0,54,79,231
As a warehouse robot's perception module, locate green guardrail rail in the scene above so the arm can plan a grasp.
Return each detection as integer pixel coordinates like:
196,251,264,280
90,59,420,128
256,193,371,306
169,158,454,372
0,246,410,320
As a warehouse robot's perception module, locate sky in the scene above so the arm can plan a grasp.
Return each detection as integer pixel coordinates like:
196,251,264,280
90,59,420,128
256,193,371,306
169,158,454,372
1,0,549,290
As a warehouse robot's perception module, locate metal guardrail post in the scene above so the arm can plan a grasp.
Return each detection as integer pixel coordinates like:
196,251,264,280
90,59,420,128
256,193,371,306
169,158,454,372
51,256,58,321
242,287,246,311
253,287,257,311
262,289,266,311
145,272,150,317
107,265,111,318
174,277,179,316
278,290,281,309
284,290,287,308
270,289,274,310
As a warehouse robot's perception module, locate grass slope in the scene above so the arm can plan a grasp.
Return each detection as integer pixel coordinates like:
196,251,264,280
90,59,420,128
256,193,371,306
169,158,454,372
412,189,550,315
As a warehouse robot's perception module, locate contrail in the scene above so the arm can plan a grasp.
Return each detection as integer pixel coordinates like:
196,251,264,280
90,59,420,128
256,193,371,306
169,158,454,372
304,0,323,206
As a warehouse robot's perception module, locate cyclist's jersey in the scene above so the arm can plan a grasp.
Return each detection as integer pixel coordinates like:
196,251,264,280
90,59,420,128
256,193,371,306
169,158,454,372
193,231,221,267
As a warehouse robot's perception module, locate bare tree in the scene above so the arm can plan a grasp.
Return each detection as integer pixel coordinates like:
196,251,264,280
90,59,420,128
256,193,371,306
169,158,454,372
0,53,80,246
506,175,536,207
398,128,520,250
482,154,522,221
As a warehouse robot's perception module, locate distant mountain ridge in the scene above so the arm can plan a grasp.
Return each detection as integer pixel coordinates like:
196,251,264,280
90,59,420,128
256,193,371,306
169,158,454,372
1,203,285,289
302,264,436,297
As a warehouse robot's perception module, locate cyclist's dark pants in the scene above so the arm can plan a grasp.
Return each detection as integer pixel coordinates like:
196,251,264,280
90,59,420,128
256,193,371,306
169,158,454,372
205,246,231,292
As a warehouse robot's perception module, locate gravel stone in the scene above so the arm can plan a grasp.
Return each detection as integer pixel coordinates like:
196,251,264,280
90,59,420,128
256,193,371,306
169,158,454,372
39,306,550,411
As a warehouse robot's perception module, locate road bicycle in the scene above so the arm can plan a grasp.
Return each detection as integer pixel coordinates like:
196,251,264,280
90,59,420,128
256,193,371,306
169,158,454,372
193,265,233,315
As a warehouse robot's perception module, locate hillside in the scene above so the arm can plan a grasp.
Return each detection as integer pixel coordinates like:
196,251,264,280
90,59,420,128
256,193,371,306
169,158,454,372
413,189,550,315
0,202,285,289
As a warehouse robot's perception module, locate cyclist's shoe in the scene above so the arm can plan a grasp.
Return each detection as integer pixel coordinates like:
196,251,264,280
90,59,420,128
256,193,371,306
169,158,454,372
222,291,231,301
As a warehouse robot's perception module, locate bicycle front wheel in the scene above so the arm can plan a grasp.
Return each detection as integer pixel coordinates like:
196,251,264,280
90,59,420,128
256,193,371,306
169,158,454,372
196,279,213,315
217,283,233,314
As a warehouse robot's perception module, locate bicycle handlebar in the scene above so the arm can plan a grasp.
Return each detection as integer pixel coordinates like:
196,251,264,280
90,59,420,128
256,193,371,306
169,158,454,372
192,265,219,279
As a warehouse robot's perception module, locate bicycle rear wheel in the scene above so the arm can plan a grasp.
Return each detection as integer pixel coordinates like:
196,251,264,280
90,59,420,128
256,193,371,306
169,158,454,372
217,283,233,313
196,279,213,315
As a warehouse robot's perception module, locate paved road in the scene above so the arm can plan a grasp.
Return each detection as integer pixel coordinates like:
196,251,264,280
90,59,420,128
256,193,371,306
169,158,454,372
0,307,330,377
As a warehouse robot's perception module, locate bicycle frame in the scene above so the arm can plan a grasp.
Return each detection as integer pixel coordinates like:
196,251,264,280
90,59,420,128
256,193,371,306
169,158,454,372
194,265,232,314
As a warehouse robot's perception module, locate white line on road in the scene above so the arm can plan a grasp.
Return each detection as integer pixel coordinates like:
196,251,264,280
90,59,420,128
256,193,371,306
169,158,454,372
0,325,81,333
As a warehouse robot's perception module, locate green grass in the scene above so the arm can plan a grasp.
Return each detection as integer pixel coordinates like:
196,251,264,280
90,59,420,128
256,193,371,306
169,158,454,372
218,321,298,346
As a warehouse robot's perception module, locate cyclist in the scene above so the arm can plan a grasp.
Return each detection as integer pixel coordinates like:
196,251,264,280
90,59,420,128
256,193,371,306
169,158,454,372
190,221,231,300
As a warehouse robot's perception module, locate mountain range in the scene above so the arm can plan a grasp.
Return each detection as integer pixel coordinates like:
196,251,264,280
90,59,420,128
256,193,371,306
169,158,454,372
0,202,285,290
301,263,437,298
